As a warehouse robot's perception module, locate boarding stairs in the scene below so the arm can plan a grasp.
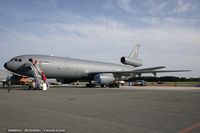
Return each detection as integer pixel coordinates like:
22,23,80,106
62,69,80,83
25,62,44,89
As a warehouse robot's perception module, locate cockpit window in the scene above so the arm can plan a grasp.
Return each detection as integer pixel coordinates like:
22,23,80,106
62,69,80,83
29,58,33,63
13,58,22,62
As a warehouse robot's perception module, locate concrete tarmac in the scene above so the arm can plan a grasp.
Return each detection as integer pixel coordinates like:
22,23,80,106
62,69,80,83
0,85,200,133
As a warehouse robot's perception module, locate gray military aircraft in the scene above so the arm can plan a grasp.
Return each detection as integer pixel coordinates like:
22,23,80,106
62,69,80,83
4,44,189,87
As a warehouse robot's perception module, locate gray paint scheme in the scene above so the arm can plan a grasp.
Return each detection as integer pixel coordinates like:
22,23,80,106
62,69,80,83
4,46,190,83
4,55,136,82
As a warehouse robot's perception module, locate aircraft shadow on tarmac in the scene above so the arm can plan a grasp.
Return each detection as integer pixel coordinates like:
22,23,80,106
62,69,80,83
0,85,86,91
0,86,30,90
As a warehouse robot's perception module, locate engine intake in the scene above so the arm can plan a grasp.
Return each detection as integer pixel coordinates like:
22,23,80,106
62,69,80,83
121,57,142,67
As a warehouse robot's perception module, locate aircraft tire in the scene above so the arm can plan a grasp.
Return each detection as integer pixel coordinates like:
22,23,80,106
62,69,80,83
100,84,105,88
109,84,114,88
115,84,119,88
86,83,96,88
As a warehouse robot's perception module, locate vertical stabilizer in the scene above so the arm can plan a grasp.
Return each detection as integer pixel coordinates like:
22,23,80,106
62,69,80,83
128,44,141,58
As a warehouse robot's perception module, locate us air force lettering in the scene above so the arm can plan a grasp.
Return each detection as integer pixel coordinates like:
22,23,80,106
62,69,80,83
4,44,189,88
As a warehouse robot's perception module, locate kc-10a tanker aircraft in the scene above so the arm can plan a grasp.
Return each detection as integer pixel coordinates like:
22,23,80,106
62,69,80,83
4,44,189,88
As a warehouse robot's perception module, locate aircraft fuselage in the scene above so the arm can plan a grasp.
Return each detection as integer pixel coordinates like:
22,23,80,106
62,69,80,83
4,55,135,83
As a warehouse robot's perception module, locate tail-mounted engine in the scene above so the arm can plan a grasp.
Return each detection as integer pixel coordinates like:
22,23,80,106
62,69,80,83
121,57,142,67
120,44,143,67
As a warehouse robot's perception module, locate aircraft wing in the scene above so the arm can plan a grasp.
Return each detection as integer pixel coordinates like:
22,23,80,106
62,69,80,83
129,66,166,72
89,66,190,77
131,69,191,76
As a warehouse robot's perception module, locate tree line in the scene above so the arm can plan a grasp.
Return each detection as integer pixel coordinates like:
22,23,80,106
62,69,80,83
128,76,200,82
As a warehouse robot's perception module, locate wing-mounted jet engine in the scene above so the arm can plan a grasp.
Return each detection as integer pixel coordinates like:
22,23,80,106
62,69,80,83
94,73,115,85
93,73,120,88
121,44,143,67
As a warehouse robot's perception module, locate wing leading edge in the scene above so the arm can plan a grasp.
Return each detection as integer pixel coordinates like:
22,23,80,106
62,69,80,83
89,66,191,77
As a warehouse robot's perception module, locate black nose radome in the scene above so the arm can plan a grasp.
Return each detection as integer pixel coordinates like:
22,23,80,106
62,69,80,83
4,63,7,69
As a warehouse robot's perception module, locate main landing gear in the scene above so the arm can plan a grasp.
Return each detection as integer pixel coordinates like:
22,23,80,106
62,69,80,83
86,81,120,88
100,83,119,88
86,83,96,87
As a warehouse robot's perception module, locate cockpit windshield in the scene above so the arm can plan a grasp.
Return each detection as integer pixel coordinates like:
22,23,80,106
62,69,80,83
11,58,22,62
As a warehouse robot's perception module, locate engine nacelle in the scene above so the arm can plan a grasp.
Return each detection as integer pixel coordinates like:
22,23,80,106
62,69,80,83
121,56,143,67
94,73,115,85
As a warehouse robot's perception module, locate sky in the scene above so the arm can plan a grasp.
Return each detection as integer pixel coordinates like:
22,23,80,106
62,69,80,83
0,0,200,78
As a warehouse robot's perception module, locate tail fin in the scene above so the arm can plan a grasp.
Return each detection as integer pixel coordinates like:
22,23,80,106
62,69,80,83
128,44,140,58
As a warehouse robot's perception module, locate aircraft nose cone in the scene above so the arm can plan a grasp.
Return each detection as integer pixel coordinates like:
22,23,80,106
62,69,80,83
4,63,7,69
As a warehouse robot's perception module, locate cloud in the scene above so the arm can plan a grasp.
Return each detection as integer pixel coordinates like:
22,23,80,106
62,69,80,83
1,15,200,78
147,1,168,16
169,0,197,14
110,0,200,19
117,0,134,13
0,1,200,77
103,1,115,9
